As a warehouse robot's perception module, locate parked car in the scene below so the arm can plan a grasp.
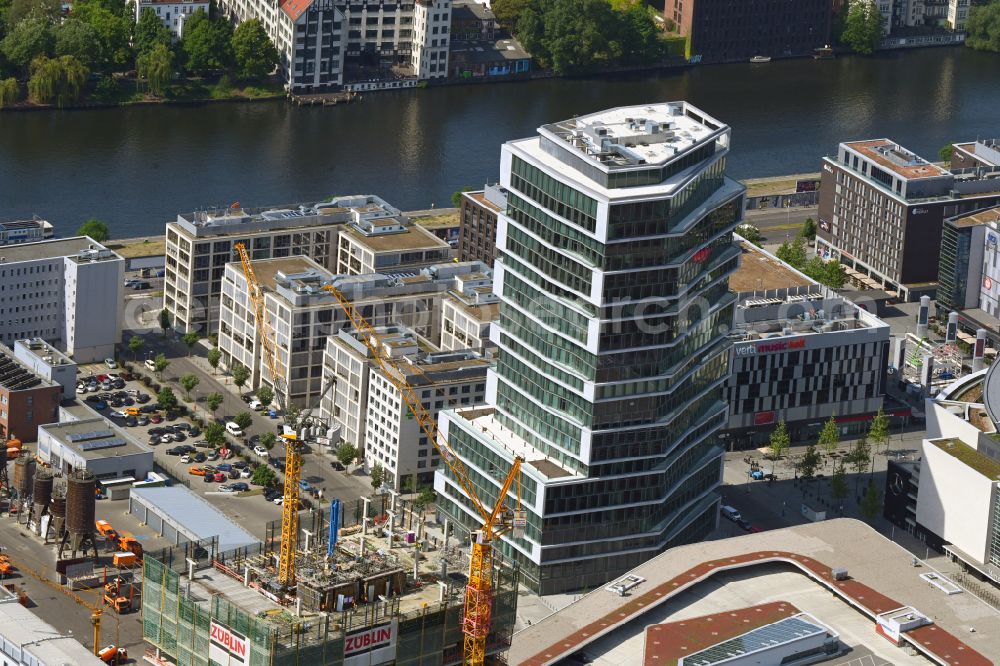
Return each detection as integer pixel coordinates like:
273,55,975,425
330,461,345,471
230,482,249,492
216,463,233,473
188,466,206,476
226,422,244,437
189,426,201,437
219,484,236,493
165,447,184,456
144,359,157,371
299,480,313,492
240,468,252,479
140,405,158,414
203,473,214,483
137,416,149,426
147,435,160,446
720,505,742,522
111,410,129,418
135,393,151,404
160,435,174,444
180,454,192,463
206,450,219,461
104,358,118,369
149,414,163,424
248,399,263,410
232,460,248,469
253,444,268,457
193,452,206,463
212,472,226,482
124,416,137,427
93,401,108,411
172,432,187,442
737,519,753,532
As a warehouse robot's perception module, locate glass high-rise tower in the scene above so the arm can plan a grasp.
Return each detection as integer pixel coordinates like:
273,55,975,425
436,102,745,595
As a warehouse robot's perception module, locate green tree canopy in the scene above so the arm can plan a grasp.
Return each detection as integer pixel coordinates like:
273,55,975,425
260,432,276,450
736,223,764,246
154,352,169,376
2,17,54,72
71,1,132,71
0,77,19,107
182,9,233,73
206,391,224,417
966,0,1000,52
859,481,883,522
157,386,178,411
6,0,61,30
231,18,277,80
204,420,226,446
137,42,173,96
868,406,890,453
767,420,790,473
134,7,172,55
182,331,200,355
28,55,88,106
76,218,110,241
233,411,253,429
370,462,385,492
252,463,277,487
939,144,954,162
231,362,250,389
128,335,145,360
255,385,274,407
159,308,171,334
800,218,817,240
413,486,436,511
817,415,840,459
798,444,821,480
207,347,222,373
54,19,99,68
335,442,358,467
179,373,199,399
841,0,884,55
830,461,849,510
450,186,473,207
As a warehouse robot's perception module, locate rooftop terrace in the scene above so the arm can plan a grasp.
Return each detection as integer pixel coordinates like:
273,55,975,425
0,236,118,263
845,139,950,180
930,437,1000,481
729,238,813,293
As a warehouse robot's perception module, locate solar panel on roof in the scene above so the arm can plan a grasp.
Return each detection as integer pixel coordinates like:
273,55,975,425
684,617,825,665
67,430,115,443
79,438,126,452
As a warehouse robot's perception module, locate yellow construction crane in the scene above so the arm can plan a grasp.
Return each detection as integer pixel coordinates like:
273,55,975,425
235,243,301,588
13,557,103,655
320,283,523,666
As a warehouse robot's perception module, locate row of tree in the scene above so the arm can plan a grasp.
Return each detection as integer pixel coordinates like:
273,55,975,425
966,0,1000,53
775,236,847,289
0,0,278,105
492,0,667,75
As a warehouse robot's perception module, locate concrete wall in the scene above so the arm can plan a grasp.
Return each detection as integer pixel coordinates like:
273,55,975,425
916,439,996,564
64,256,124,363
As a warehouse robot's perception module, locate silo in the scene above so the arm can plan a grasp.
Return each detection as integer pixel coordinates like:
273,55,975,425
31,471,53,534
47,490,67,543
12,453,35,500
58,470,97,559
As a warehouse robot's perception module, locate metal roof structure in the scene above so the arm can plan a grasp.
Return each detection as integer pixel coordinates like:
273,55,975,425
130,486,260,552
681,615,827,666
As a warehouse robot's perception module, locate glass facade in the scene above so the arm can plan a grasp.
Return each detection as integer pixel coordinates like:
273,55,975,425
437,104,743,595
936,219,971,315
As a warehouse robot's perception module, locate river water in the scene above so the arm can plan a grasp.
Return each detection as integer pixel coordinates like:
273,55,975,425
1,46,998,237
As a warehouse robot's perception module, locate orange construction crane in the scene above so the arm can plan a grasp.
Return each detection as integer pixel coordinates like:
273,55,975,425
234,243,301,588
13,558,103,655
320,283,523,666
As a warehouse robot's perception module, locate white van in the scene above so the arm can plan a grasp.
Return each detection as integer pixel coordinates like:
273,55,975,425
225,422,244,437
248,398,263,410
720,505,741,522
144,358,157,371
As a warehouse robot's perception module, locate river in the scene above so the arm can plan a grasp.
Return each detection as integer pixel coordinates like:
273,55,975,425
1,46,997,238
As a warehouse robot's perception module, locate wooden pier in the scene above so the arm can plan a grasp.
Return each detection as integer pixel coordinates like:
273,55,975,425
289,91,360,107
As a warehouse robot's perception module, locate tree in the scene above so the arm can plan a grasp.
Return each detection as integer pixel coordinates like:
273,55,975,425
735,223,764,246
841,0,884,55
231,362,250,390
260,431,276,450
179,373,200,400
157,386,178,411
830,461,849,512
251,463,277,487
233,411,253,430
159,308,171,335
800,218,817,240
27,54,87,106
128,335,145,361
413,486,436,511
370,462,384,492
491,0,531,28
767,420,790,474
798,444,821,481
859,481,883,523
965,0,1000,53
154,352,169,378
939,144,954,162
204,421,226,447
868,407,890,455
450,186,473,207
846,435,872,494
335,442,358,468
775,236,809,266
0,77,18,107
182,9,233,73
817,415,839,467
1,18,53,72
70,1,132,71
231,19,277,80
134,7,172,55
182,331,200,356
54,19,99,68
207,347,221,374
255,384,274,407
76,219,110,241
206,391,224,419
137,42,173,96
6,0,62,29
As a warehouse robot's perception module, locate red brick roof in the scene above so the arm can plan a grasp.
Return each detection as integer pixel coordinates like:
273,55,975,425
279,0,312,22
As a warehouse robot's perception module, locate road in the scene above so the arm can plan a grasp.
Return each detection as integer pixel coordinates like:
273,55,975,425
744,205,818,244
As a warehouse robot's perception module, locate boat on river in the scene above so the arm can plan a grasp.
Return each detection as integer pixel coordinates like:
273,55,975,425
750,55,772,63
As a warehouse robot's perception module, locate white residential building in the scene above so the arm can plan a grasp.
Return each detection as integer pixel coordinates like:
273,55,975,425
947,0,971,30
365,343,488,490
13,337,77,399
0,585,106,666
135,0,210,38
439,270,498,353
219,254,491,409
0,237,124,363
411,0,452,79
165,202,350,334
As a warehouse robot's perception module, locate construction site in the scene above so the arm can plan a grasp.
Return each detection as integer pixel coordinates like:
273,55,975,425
141,496,519,666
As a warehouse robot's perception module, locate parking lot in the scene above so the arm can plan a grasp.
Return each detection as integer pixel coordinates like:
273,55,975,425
74,360,367,537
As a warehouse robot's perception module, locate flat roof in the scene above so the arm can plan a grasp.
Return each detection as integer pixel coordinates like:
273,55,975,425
644,601,799,666
510,518,999,666
342,224,450,254
242,255,330,291
42,416,150,460
465,190,503,213
0,236,114,263
844,139,950,180
729,239,814,293
949,205,1000,228
681,614,827,666
15,338,74,367
0,596,105,664
446,293,500,323
929,437,1000,480
541,102,722,172
0,343,56,391
131,486,259,551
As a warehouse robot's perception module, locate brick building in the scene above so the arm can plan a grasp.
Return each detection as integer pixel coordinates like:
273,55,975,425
457,184,506,266
665,0,831,62
0,344,62,442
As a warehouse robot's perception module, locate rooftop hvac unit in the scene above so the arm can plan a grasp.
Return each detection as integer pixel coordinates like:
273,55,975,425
832,568,849,581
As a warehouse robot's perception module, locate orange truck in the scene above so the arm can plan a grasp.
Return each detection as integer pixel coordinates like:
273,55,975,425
96,520,117,541
112,551,137,567
98,645,127,664
0,556,14,575
117,533,143,559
